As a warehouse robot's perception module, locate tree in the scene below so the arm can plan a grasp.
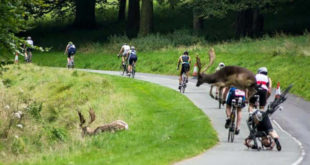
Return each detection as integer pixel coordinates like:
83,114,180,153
139,0,153,36
0,0,44,60
127,0,140,37
118,0,127,21
74,0,96,28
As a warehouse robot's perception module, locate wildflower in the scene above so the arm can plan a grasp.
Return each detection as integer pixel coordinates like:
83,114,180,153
16,124,23,129
4,105,10,110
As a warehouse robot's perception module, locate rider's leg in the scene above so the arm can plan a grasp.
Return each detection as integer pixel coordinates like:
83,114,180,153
185,71,189,83
222,87,229,103
235,108,242,134
270,130,281,151
29,52,32,62
225,104,232,129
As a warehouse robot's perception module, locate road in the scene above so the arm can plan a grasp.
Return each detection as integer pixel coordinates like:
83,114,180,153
81,69,307,165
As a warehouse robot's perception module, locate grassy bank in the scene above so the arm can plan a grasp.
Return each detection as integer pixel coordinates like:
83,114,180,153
0,65,217,165
31,34,310,100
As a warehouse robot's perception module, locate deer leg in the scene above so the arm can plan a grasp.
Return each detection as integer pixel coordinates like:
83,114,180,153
210,85,215,99
219,87,223,104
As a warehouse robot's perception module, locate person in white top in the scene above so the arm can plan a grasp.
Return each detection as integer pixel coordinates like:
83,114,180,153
118,43,131,66
249,67,272,112
24,36,34,62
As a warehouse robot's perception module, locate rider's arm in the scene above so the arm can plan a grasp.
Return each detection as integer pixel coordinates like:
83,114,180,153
118,47,124,56
64,44,68,55
177,56,181,69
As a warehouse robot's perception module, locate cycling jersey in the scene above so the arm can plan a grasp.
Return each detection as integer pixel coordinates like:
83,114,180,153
26,39,33,52
256,73,269,91
181,55,190,64
128,50,138,65
122,45,130,56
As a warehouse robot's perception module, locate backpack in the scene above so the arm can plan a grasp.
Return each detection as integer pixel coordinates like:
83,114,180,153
68,44,76,54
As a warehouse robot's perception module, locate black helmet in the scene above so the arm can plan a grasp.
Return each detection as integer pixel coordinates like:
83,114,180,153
184,51,189,55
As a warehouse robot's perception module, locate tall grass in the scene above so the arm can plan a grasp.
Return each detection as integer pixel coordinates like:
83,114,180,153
0,64,217,165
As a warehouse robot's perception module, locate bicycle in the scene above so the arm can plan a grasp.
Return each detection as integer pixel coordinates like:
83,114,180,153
227,96,243,143
118,55,128,76
180,73,188,93
245,84,293,151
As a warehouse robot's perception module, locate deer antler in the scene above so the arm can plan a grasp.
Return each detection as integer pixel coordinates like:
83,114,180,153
78,111,86,127
202,48,216,73
88,108,96,125
196,56,202,74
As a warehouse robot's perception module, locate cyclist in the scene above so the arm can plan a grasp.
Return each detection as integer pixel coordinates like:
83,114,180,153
127,46,138,76
118,43,130,67
177,51,191,90
24,36,33,62
249,67,272,112
225,87,246,135
64,41,76,67
245,109,281,151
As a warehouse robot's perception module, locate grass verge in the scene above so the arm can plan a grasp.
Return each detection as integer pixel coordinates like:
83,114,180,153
0,64,217,165
31,34,310,100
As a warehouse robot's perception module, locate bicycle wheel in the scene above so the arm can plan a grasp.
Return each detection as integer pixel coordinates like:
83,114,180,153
132,66,135,78
228,109,236,142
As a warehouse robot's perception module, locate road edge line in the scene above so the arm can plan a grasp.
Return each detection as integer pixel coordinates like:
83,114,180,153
272,120,306,165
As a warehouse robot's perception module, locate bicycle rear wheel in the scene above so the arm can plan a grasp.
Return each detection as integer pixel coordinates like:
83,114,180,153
227,109,236,142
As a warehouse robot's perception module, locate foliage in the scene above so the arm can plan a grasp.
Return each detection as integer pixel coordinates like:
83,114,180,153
0,0,46,61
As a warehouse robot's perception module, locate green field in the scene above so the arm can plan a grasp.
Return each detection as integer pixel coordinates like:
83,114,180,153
32,34,310,100
0,64,217,165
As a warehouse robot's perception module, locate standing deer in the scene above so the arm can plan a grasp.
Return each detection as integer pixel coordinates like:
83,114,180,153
196,49,257,100
78,108,128,136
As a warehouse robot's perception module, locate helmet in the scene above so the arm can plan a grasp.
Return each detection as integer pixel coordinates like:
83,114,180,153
183,51,189,55
219,62,225,68
27,36,31,40
253,110,263,122
258,67,268,75
68,41,73,45
130,46,135,50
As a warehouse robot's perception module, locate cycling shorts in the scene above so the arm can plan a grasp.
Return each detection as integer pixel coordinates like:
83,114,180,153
180,63,190,75
250,89,268,106
68,52,75,58
256,116,273,135
129,55,137,65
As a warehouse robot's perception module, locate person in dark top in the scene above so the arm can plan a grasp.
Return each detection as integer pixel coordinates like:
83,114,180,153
177,51,191,89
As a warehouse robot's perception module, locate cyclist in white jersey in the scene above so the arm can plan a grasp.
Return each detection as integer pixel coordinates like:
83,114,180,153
249,67,272,112
24,36,34,62
118,43,130,66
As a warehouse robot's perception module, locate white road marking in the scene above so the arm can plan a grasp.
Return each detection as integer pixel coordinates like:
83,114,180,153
273,120,306,165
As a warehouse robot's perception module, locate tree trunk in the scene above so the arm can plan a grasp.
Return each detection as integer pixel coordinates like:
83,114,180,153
127,0,140,38
118,0,126,21
139,0,153,36
193,9,203,34
74,0,96,28
236,8,264,38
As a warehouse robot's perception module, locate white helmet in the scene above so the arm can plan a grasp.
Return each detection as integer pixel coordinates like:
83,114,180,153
258,67,268,74
219,62,225,68
130,46,135,50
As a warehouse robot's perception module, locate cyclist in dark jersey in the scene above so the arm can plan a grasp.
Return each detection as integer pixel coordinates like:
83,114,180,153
177,51,191,89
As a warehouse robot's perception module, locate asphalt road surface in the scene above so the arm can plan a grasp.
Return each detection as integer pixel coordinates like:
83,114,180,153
82,69,307,165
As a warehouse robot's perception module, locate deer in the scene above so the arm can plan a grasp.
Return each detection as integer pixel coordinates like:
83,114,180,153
196,48,257,101
78,108,128,136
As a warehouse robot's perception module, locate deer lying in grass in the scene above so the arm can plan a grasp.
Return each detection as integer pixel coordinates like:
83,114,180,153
196,49,257,100
78,109,128,136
